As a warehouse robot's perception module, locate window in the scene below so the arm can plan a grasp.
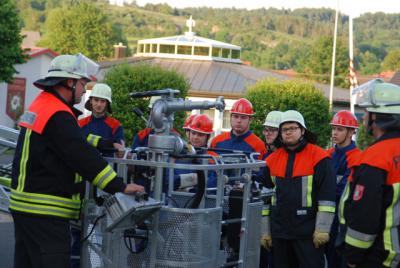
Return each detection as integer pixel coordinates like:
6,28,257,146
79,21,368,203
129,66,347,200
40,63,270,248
145,44,150,53
231,50,240,59
200,109,215,121
151,44,157,53
222,110,231,129
159,44,175,54
177,45,192,55
137,44,144,53
212,47,221,57
194,46,209,56
222,48,230,58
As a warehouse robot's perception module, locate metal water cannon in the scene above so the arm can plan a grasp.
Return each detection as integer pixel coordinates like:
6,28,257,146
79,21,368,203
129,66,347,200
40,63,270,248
130,89,225,154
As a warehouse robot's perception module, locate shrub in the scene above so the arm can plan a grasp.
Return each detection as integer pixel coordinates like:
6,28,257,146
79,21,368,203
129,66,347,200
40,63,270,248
246,78,331,147
103,63,190,145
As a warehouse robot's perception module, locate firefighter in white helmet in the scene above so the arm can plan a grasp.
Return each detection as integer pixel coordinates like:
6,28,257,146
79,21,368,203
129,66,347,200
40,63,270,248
262,110,336,267
10,54,144,268
79,83,125,157
260,110,282,268
343,80,400,267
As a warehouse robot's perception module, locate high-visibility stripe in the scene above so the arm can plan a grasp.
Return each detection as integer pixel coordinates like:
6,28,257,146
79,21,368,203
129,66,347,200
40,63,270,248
301,175,313,207
11,189,80,209
87,134,100,147
17,129,32,191
0,177,11,188
318,200,336,213
262,205,270,216
318,206,336,213
345,227,376,249
9,199,79,219
271,177,276,206
92,165,116,190
72,174,82,201
383,183,400,267
339,181,350,225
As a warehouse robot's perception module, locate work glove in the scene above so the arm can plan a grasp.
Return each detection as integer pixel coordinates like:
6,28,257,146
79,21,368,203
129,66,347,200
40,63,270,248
261,233,272,250
313,230,330,248
179,173,198,188
260,215,272,250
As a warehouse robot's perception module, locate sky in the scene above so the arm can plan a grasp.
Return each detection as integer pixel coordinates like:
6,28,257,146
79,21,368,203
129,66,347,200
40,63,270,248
135,0,400,17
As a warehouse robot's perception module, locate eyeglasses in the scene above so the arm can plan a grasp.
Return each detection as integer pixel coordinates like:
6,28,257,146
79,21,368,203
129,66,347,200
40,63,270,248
281,126,300,134
263,128,278,133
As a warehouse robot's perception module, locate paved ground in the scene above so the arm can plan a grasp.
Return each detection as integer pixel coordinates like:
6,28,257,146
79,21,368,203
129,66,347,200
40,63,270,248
0,212,14,268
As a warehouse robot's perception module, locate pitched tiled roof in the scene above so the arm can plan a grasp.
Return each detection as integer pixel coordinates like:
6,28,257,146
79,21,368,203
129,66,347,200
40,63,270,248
99,57,350,103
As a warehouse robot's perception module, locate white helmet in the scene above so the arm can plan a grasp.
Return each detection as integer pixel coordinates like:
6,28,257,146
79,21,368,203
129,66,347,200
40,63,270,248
34,53,99,90
280,110,306,129
85,83,113,113
263,111,282,128
89,83,112,103
353,78,400,114
280,110,317,144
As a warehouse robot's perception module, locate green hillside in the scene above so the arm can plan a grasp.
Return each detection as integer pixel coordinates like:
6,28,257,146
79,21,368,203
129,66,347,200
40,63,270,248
17,0,400,85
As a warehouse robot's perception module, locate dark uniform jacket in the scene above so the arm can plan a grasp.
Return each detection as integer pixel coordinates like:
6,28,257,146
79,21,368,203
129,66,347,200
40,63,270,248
264,140,336,239
344,132,400,267
10,91,126,220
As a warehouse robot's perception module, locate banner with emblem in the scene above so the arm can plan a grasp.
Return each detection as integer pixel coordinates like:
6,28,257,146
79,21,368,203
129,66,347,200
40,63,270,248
6,78,26,121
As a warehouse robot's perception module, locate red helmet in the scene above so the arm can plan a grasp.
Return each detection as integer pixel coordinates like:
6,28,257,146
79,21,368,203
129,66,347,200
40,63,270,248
231,98,254,116
183,114,197,130
330,110,359,129
189,114,213,134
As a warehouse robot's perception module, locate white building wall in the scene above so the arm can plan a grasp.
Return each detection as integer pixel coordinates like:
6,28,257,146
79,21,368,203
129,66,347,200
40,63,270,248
0,55,52,128
0,54,88,128
187,96,236,135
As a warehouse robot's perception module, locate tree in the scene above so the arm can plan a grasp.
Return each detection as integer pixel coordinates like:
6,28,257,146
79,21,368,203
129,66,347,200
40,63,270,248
0,0,27,82
358,51,381,74
246,78,331,147
382,49,400,71
39,2,123,60
297,36,349,88
103,63,190,144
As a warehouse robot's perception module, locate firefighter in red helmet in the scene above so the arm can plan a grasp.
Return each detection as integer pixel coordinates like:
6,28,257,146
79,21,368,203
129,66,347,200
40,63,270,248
183,114,198,140
211,98,266,159
325,110,362,268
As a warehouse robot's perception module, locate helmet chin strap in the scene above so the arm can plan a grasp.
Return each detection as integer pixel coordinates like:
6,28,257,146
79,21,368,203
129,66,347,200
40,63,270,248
367,113,375,136
64,80,78,106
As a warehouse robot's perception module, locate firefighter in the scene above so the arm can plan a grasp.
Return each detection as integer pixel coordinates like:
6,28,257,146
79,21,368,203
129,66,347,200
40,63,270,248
183,114,198,140
210,98,266,261
262,110,283,159
325,110,362,268
173,114,218,190
343,82,400,267
79,83,125,157
210,98,266,159
260,110,282,268
262,110,336,268
9,54,144,268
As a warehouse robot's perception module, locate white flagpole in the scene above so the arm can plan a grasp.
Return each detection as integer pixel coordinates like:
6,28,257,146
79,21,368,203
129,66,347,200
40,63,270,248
329,1,339,112
349,15,358,113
